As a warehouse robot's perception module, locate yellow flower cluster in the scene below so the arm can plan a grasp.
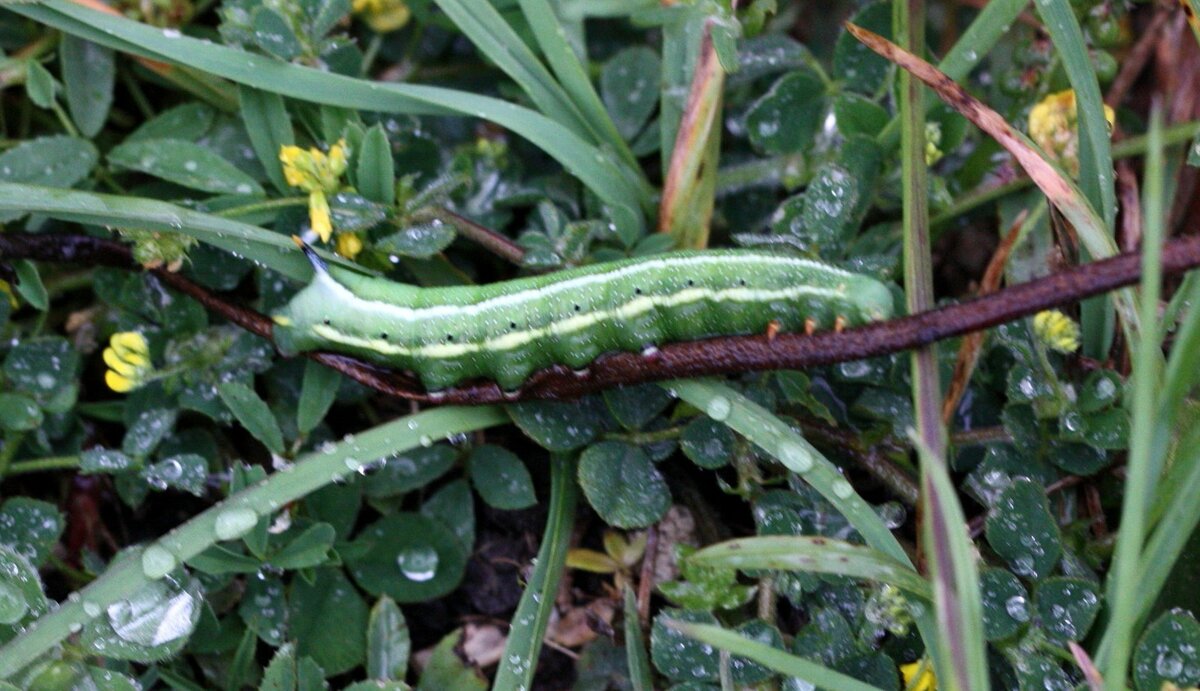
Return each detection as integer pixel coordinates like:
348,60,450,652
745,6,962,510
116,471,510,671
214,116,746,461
352,0,411,33
1033,309,1081,354
279,140,348,244
103,332,153,393
900,660,936,691
1028,89,1116,177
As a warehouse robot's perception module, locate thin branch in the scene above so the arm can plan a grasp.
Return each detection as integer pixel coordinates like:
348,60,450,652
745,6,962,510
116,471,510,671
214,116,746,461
2,232,1200,404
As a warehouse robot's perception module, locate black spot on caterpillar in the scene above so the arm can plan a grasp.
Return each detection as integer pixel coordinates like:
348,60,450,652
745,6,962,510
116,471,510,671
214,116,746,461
272,243,894,391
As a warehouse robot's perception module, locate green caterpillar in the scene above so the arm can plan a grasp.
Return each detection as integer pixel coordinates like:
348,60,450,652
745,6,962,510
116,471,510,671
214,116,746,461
271,246,894,392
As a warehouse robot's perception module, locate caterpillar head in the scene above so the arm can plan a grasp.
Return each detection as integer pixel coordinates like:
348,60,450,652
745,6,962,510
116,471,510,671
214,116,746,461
271,240,341,357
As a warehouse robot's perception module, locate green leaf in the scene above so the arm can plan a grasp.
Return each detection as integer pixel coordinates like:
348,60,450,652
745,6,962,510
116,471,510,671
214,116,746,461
680,416,733,469
578,442,670,528
126,103,215,144
328,192,389,232
367,596,410,681
12,260,47,312
469,445,536,510
24,59,57,108
833,1,892,94
80,448,134,475
985,477,1062,580
3,338,80,414
362,444,457,498
729,620,785,684
141,454,208,496
108,138,265,196
979,567,1030,641
375,223,456,259
296,361,341,434
357,124,395,207
252,7,303,60
420,480,475,550
0,393,42,432
623,588,653,691
833,93,889,137
80,576,204,662
347,513,468,602
650,609,721,682
218,381,286,455
239,85,294,194
60,35,114,137
602,384,672,430
0,498,63,569
601,46,660,140
1035,577,1100,644
508,397,606,452
0,546,48,636
260,642,298,690
122,409,177,457
270,523,336,570
416,629,486,691
1132,609,1200,691
0,135,98,220
240,576,287,646
289,568,367,675
746,70,826,155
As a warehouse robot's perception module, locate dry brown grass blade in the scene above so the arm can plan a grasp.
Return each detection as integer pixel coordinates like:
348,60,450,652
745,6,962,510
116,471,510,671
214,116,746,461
1068,641,1105,691
941,210,1027,424
844,22,1139,342
658,21,725,249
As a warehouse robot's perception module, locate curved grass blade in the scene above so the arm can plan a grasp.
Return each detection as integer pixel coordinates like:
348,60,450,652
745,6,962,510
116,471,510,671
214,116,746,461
0,182,355,281
845,23,1140,350
492,453,577,690
664,620,889,691
0,405,508,679
624,587,653,691
9,1,645,229
687,536,932,600
914,435,988,691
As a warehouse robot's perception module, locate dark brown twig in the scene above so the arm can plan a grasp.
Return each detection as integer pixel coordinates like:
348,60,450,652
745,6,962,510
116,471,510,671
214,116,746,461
3,232,1200,404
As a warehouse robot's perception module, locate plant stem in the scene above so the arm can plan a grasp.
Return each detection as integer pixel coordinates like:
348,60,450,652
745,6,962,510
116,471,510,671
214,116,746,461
6,455,80,476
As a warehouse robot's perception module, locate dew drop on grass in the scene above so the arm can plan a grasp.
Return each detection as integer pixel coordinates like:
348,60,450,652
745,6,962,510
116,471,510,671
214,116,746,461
214,507,258,541
397,546,438,582
83,600,102,618
141,545,176,580
706,396,732,421
0,580,27,624
832,480,854,499
777,441,813,473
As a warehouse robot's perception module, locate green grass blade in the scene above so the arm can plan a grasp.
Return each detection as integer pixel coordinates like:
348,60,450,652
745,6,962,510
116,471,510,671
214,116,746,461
238,85,294,195
432,0,591,140
665,621,888,691
0,405,508,679
665,380,908,563
1033,0,1116,229
492,453,577,691
10,1,645,229
914,436,989,691
623,588,654,691
516,0,643,176
1100,104,1167,687
0,182,358,281
688,536,932,600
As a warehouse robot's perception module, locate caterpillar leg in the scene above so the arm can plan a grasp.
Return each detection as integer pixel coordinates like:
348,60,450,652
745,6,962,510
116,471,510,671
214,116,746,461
765,320,781,342
834,315,847,333
804,317,817,335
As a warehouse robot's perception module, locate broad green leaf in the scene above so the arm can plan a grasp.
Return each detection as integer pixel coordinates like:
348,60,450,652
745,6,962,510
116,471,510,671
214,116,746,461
0,393,42,432
469,445,536,510
362,445,456,498
252,7,303,60
375,223,456,259
122,409,177,457
12,261,47,312
979,567,1030,641
746,70,826,155
601,46,660,140
260,643,298,690
367,596,410,681
141,454,208,496
649,609,721,683
239,85,294,194
420,480,475,550
1132,609,1200,691
680,417,733,469
0,499,63,570
296,361,341,434
508,397,605,452
289,568,367,675
270,523,336,570
602,384,672,430
0,546,49,638
347,513,468,602
1035,577,1100,644
126,103,215,144
985,478,1062,580
240,576,287,647
833,1,892,94
218,381,286,455
416,629,486,691
0,135,98,222
60,35,114,137
24,60,57,108
356,124,395,206
108,138,265,196
578,442,670,528
80,448,135,475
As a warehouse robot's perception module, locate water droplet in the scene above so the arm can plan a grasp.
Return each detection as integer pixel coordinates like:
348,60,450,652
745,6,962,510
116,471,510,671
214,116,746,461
777,441,813,472
832,480,854,499
397,546,438,582
141,545,176,580
1005,595,1029,622
0,581,28,624
215,507,258,541
1157,651,1185,678
706,396,732,421
83,600,102,618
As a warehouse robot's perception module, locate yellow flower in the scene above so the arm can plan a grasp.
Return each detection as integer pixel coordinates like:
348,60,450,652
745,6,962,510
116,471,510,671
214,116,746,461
279,140,349,242
103,331,153,393
1028,89,1116,177
335,232,364,259
900,659,936,691
924,121,944,166
1033,310,1081,354
352,0,411,33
